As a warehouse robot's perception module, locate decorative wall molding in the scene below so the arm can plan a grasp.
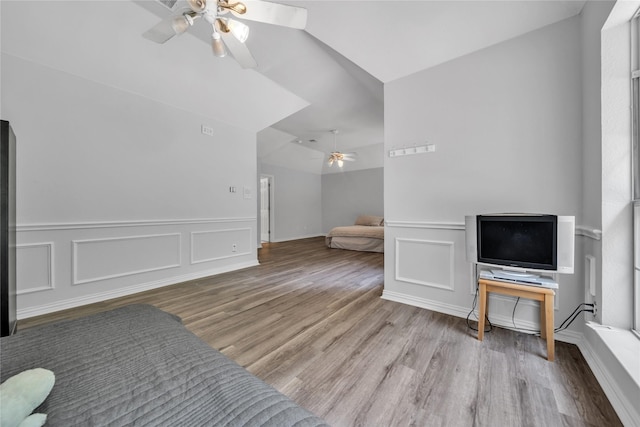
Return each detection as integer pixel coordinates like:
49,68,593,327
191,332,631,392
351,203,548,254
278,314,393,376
575,225,602,240
17,260,259,320
16,242,54,294
17,217,256,232
72,233,182,285
16,217,258,317
386,219,601,240
385,220,465,230
395,238,455,291
191,228,252,264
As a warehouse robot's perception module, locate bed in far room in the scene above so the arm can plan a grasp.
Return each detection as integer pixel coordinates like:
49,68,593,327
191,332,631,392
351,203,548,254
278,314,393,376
325,215,384,253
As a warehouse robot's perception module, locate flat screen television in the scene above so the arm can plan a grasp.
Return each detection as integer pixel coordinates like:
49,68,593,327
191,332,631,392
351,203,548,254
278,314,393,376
477,214,557,271
465,213,575,274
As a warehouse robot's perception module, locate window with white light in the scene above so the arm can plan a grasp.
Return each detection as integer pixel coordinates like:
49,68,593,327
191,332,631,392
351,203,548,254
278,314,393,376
632,11,640,336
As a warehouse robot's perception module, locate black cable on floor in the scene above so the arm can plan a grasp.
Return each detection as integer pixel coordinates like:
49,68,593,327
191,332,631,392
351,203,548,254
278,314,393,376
508,301,594,336
466,285,492,333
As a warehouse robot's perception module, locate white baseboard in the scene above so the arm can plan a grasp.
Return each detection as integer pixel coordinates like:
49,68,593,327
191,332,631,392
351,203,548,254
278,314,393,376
17,260,259,319
382,289,469,318
381,289,582,344
382,289,637,425
270,233,324,243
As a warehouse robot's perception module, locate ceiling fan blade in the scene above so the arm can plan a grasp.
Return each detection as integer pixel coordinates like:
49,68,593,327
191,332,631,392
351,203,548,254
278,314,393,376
219,31,258,68
142,17,180,43
143,11,199,43
229,1,307,29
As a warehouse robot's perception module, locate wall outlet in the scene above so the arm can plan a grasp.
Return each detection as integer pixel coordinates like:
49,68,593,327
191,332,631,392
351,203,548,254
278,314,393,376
201,125,214,136
232,244,237,252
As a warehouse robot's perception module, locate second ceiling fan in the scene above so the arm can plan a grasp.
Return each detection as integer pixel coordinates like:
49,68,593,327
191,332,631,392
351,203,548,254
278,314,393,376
143,0,307,69
328,130,356,168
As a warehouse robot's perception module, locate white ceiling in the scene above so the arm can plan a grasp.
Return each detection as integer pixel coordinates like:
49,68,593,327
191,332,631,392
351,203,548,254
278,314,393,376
302,0,586,83
1,0,586,174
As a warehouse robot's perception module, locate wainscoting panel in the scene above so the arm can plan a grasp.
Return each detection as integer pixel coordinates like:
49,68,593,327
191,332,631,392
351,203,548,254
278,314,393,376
384,220,583,345
16,243,54,294
17,218,258,318
395,238,455,291
191,228,252,264
73,233,182,285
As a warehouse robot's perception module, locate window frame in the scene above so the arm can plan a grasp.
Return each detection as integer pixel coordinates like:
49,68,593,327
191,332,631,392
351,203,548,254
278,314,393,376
632,12,640,336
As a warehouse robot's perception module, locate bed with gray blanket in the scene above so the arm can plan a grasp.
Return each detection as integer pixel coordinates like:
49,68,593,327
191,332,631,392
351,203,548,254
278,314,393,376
0,304,327,426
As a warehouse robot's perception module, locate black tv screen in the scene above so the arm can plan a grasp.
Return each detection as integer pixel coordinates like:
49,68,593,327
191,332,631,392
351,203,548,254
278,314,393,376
477,214,557,271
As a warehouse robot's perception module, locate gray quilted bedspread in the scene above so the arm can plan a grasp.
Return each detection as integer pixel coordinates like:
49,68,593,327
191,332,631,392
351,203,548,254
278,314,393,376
0,304,328,427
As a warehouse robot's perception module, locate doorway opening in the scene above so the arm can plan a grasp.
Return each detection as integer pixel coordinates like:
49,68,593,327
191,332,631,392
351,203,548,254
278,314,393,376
260,175,273,243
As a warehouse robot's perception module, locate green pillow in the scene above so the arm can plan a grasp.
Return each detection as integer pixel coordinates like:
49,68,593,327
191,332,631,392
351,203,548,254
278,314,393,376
0,368,55,427
19,414,48,427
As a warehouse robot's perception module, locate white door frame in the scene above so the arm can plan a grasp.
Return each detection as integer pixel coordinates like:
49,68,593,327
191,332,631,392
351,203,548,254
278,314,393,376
260,174,275,243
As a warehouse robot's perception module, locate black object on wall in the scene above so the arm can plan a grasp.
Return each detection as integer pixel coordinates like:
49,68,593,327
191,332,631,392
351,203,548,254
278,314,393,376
1,120,17,337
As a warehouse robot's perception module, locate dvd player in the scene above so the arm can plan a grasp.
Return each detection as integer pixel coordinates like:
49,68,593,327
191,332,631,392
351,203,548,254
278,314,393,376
479,269,558,289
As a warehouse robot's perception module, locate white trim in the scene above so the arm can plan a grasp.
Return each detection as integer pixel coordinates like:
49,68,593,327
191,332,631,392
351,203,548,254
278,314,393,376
385,220,465,230
382,289,469,317
16,242,55,295
394,238,455,291
190,228,253,264
71,233,182,285
576,225,602,240
270,233,324,243
17,217,256,232
578,331,640,427
16,260,259,319
380,289,580,344
386,220,601,241
260,174,275,243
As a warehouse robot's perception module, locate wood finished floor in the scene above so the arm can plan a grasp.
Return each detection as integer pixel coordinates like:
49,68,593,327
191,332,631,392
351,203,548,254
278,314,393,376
19,237,621,426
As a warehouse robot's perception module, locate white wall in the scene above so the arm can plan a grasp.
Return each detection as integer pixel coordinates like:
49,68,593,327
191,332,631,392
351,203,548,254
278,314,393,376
321,167,383,233
580,0,613,325
383,16,586,339
259,164,322,242
3,53,259,318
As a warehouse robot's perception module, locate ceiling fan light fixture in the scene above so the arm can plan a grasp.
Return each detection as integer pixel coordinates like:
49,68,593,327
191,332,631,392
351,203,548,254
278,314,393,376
328,130,347,168
226,19,250,43
219,1,247,15
211,32,227,57
143,0,306,69
187,0,207,13
171,14,194,34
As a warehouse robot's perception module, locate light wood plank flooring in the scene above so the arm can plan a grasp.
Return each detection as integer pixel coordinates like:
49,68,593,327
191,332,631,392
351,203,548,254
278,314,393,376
19,237,621,426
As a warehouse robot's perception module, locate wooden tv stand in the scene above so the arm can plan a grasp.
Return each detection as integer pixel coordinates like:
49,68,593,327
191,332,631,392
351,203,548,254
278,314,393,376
477,278,556,361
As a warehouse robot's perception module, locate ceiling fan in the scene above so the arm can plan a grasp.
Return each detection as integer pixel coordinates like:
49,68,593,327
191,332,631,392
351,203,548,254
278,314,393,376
328,130,356,168
143,0,308,69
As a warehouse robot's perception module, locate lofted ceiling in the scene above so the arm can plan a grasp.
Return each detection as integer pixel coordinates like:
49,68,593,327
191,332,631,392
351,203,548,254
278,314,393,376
1,0,586,174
